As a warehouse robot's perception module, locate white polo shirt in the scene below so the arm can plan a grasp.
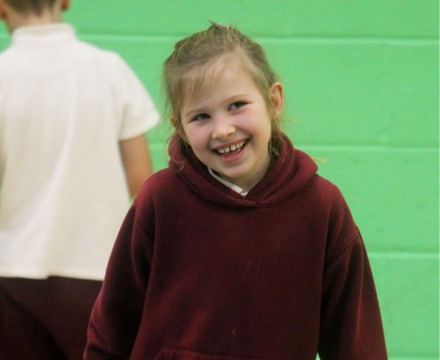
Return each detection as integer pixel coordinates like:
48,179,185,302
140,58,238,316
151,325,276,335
0,24,160,280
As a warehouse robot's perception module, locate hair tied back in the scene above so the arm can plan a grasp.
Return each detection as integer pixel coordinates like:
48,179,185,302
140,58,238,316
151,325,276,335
209,21,230,29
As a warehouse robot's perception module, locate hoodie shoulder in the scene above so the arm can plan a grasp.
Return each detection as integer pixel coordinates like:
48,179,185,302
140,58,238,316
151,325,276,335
137,168,180,201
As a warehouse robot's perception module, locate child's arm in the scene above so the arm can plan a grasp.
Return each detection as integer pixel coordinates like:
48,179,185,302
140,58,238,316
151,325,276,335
119,134,153,198
318,232,388,359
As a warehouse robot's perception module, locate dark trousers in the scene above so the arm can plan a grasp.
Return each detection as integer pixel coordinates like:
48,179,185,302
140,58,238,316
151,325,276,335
0,276,102,360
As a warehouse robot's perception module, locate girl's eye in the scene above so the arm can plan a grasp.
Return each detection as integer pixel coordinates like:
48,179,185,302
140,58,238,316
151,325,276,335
230,101,246,111
192,113,210,122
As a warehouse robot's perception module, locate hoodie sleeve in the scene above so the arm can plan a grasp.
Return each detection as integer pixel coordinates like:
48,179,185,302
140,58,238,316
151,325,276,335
318,230,388,359
84,202,152,359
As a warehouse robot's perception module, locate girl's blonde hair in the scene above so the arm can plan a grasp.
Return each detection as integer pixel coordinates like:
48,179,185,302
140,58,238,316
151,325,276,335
162,22,283,156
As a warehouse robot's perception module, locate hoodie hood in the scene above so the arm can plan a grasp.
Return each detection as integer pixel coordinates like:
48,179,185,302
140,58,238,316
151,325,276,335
168,134,318,208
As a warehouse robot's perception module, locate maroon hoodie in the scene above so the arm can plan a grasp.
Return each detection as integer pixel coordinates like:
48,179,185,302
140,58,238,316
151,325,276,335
85,135,387,359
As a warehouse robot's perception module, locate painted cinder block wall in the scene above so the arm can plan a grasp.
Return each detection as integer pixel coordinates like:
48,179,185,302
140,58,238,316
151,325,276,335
0,1,438,358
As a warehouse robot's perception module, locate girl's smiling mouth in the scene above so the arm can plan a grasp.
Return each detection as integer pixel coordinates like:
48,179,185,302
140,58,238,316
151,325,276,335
213,140,248,156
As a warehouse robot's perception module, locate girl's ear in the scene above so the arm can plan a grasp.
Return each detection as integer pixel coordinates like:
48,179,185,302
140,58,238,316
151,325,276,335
269,82,284,118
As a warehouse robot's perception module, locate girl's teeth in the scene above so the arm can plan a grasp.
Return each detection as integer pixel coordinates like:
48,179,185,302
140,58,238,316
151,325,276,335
218,141,245,154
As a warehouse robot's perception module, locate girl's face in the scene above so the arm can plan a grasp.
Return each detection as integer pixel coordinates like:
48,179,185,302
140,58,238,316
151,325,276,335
178,62,284,192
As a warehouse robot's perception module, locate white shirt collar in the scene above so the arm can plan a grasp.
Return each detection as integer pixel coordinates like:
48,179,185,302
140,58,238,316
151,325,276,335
12,23,75,44
208,168,248,197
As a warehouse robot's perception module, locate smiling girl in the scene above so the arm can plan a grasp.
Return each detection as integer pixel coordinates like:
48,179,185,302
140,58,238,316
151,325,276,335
85,23,387,359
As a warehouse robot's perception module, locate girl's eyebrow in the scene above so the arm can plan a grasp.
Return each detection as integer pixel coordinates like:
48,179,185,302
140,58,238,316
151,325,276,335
184,94,250,118
184,110,204,120
184,105,207,119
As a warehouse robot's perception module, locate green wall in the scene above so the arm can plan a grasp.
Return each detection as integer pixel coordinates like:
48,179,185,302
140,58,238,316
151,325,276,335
1,1,438,358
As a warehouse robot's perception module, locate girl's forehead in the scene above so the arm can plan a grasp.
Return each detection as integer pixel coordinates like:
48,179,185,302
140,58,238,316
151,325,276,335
180,58,252,106
185,59,229,90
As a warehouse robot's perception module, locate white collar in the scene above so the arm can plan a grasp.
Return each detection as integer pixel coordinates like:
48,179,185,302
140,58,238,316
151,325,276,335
12,23,75,44
208,168,248,197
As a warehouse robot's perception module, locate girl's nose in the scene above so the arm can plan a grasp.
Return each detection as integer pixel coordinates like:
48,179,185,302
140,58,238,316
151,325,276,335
211,115,235,140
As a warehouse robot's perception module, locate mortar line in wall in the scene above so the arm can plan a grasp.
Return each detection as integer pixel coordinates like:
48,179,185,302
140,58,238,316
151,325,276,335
80,34,178,43
296,145,439,152
386,358,440,360
256,36,439,46
368,252,439,259
78,33,439,46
